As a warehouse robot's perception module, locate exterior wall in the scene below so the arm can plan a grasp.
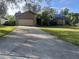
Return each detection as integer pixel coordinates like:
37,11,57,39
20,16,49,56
62,20,65,25
57,19,65,25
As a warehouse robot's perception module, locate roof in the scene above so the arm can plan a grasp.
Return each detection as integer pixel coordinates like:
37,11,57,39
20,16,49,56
55,14,65,19
21,10,36,15
15,10,36,17
15,10,36,20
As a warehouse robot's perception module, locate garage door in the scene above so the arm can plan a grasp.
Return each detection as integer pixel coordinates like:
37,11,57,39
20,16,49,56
18,19,34,26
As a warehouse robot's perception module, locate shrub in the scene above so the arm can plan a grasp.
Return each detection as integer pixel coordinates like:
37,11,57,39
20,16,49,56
3,15,16,26
3,21,16,26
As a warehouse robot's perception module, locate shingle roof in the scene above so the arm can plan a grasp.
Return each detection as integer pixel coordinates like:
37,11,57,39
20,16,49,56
55,14,64,18
15,10,36,17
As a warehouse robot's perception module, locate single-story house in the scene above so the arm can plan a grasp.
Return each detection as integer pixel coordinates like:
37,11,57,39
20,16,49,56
53,14,65,25
15,10,36,26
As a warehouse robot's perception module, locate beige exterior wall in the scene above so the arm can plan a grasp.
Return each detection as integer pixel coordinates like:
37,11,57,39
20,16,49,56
57,20,65,25
17,19,34,26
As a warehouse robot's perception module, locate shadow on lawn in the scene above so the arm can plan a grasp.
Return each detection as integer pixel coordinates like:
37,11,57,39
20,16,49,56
0,26,8,28
0,30,11,37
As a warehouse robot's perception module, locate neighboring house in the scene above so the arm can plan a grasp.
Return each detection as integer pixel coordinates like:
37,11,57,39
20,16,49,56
53,14,65,25
15,10,36,26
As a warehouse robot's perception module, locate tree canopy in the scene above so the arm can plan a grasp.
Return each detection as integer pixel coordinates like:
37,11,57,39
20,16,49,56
0,1,7,17
60,8,69,15
0,0,53,16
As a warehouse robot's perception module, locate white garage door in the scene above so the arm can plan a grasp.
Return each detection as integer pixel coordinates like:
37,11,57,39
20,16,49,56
18,19,34,26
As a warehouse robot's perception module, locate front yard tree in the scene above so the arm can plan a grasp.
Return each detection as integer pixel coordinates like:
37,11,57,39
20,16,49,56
42,7,56,26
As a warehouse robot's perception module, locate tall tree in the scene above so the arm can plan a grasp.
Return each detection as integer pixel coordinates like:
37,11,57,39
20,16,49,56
6,0,53,10
60,8,69,15
23,3,41,12
0,1,7,17
0,1,7,24
0,0,53,14
42,7,56,26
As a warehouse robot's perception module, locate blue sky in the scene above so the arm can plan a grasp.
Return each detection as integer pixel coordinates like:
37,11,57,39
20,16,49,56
41,0,79,12
8,0,79,15
56,0,79,12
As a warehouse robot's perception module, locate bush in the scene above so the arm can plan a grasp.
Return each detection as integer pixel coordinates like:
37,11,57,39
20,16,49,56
3,21,16,26
3,15,16,26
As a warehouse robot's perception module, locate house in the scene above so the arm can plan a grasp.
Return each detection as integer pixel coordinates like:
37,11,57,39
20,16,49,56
15,11,36,26
53,14,65,25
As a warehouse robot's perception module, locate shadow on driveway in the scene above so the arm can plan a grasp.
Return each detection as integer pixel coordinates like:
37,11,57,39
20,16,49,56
0,26,79,59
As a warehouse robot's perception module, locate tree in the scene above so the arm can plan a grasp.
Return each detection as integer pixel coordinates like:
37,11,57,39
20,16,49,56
0,0,53,15
5,15,16,25
67,13,79,25
36,13,42,25
60,8,70,25
23,3,41,12
6,0,53,12
6,15,15,21
0,1,7,24
60,8,69,15
41,7,56,26
0,1,7,17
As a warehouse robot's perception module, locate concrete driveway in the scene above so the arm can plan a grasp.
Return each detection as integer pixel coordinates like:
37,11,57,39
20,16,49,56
0,26,79,59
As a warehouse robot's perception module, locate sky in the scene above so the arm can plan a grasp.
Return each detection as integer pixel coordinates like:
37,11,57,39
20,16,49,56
7,0,79,15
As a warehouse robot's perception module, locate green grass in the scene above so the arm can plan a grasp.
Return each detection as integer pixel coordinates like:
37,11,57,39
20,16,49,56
0,26,15,37
39,26,79,45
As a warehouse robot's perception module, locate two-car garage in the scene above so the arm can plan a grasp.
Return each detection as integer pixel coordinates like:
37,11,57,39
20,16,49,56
17,19,34,26
15,11,36,26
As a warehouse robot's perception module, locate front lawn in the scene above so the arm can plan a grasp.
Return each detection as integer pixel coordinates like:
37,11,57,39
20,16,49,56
39,26,79,45
0,26,15,37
